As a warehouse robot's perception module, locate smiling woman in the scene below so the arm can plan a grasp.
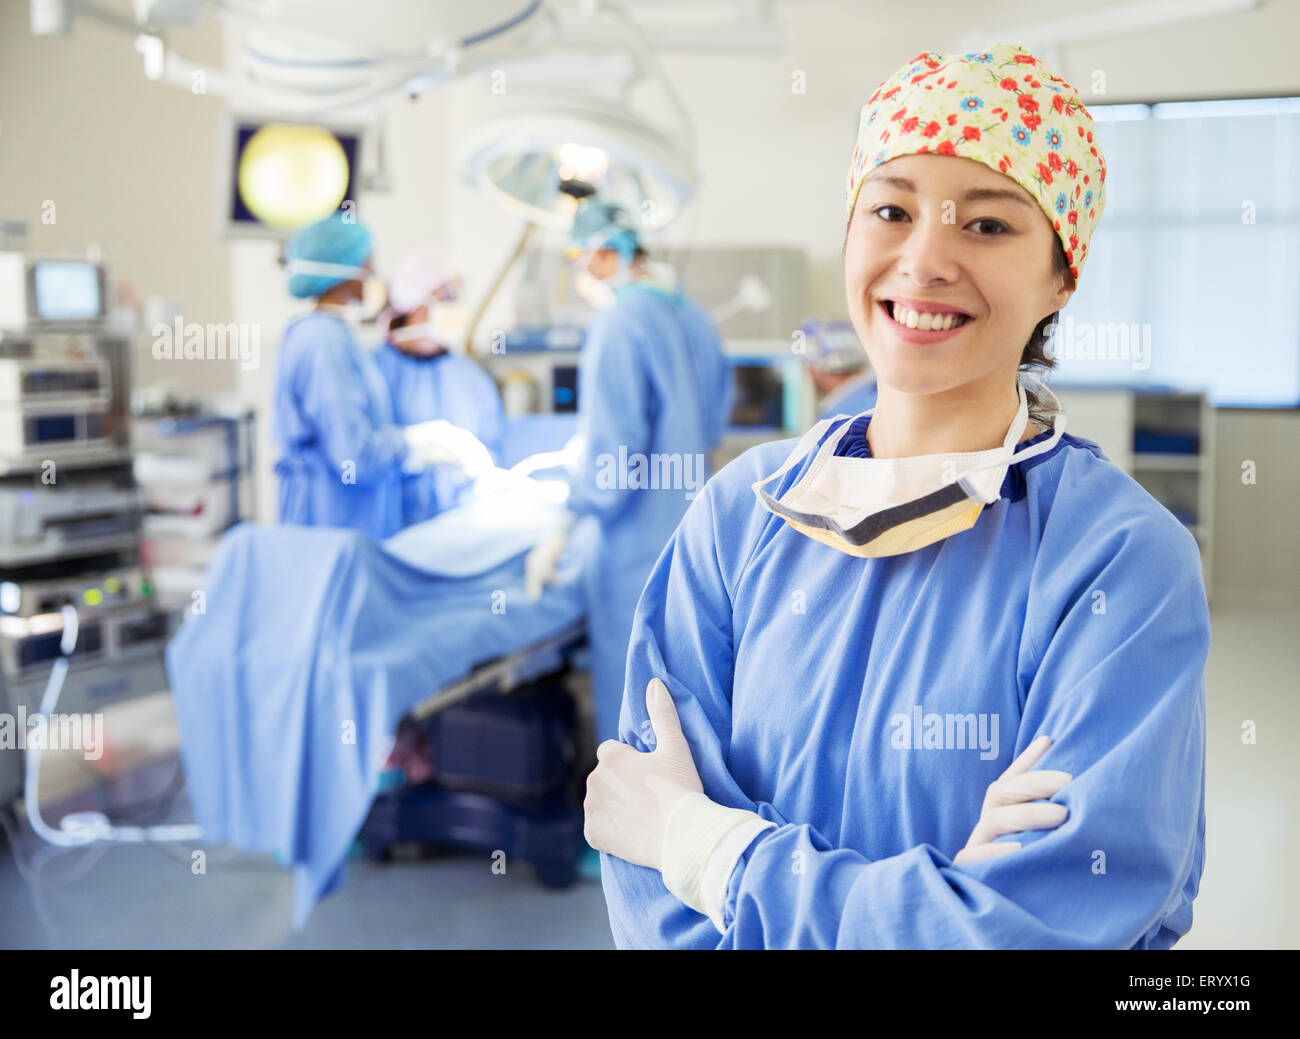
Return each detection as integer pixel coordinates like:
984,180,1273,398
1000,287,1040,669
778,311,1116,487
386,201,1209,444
586,44,1211,950
846,161,1076,436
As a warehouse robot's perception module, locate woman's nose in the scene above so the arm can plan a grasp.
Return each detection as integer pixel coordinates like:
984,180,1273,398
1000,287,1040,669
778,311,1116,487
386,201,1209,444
896,216,959,286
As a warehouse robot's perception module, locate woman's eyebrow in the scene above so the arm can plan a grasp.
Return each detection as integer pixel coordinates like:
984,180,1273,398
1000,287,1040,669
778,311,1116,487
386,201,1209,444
862,175,1033,207
962,187,1034,207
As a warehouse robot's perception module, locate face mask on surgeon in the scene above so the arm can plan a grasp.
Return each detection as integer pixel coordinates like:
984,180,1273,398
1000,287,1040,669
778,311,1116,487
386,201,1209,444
752,376,1067,558
390,300,471,356
574,268,617,310
571,242,640,311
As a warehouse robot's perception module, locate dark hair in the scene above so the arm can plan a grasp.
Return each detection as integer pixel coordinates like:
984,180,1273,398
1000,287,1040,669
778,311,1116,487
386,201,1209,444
1022,235,1075,426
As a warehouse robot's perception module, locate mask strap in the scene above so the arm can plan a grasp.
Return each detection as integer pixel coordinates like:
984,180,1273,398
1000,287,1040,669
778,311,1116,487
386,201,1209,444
1009,372,1067,461
955,377,1068,500
751,416,854,496
1000,378,1031,450
286,258,370,280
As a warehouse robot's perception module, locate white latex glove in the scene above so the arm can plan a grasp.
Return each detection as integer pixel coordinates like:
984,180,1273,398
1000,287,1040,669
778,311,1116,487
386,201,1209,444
523,511,576,601
403,422,459,470
953,735,1073,865
585,678,773,927
403,420,494,477
583,678,705,872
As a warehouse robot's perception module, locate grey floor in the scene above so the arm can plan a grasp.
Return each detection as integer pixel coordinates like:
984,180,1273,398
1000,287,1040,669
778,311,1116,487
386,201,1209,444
1,600,1295,949
0,802,616,949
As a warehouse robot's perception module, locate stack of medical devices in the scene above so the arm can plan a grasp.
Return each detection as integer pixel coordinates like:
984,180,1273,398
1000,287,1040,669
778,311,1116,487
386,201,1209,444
131,405,257,610
0,233,176,831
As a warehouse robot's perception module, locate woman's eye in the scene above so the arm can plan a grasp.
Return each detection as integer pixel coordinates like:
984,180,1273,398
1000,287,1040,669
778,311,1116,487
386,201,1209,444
969,218,1009,235
873,205,909,223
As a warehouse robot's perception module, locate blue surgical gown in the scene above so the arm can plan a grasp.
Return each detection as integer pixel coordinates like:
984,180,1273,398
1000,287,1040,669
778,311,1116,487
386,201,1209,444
600,423,1210,949
818,373,878,420
569,282,731,743
273,312,408,538
371,341,506,524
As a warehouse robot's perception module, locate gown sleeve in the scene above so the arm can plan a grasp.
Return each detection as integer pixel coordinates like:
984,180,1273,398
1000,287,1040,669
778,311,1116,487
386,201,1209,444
599,470,802,949
601,468,1210,949
291,321,409,487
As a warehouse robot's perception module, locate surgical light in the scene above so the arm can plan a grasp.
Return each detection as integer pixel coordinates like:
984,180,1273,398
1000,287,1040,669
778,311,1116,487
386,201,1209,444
556,142,610,187
456,96,696,231
236,123,351,231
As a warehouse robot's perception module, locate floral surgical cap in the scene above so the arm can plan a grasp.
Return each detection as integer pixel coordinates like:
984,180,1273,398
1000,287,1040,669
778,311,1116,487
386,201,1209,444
846,44,1107,283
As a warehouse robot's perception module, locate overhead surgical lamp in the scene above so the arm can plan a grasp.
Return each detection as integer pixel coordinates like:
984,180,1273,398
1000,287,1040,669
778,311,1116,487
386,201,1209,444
455,93,696,231
456,1,698,231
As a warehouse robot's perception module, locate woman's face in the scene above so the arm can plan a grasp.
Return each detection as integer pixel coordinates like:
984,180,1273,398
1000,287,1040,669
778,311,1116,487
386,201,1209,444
844,154,1072,399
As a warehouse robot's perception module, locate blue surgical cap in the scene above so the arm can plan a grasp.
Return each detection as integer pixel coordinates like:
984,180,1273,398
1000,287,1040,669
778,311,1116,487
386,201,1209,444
801,319,867,374
569,200,640,261
285,212,373,299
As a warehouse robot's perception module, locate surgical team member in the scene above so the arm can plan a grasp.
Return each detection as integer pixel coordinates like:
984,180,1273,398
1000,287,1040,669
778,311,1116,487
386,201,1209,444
373,249,505,524
273,212,410,537
801,318,878,419
274,214,468,537
586,46,1210,948
526,200,731,745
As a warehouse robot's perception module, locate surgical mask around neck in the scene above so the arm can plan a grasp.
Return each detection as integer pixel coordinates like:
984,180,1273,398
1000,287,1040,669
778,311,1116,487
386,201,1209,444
753,377,1067,558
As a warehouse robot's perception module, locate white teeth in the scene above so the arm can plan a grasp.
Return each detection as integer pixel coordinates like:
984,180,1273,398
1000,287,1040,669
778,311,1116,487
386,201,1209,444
889,302,967,331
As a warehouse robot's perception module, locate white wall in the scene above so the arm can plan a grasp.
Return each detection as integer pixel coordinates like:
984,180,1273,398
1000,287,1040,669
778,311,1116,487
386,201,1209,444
0,2,233,395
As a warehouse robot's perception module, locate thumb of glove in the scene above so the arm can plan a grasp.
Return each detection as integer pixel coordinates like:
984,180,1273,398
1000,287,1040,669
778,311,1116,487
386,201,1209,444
645,678,686,754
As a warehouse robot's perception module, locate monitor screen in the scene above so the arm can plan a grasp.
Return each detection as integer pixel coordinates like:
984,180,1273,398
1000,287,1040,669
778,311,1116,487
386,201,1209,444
31,261,103,321
730,359,789,430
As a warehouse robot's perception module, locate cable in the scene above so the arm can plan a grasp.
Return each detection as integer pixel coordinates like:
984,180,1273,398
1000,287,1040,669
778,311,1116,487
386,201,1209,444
23,604,203,847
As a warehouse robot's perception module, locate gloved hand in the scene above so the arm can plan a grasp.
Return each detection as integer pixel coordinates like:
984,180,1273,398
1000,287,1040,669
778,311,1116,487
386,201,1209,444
583,678,705,872
953,735,1072,865
403,420,494,477
523,510,577,601
584,677,774,927
403,422,460,470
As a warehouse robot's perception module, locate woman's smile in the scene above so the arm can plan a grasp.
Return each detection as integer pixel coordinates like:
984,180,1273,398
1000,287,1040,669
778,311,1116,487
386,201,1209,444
876,298,974,344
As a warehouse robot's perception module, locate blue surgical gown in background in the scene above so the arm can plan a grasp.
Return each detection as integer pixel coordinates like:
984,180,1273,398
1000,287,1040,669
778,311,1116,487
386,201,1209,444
569,281,732,743
600,424,1210,948
371,341,506,524
818,372,878,420
273,312,408,538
